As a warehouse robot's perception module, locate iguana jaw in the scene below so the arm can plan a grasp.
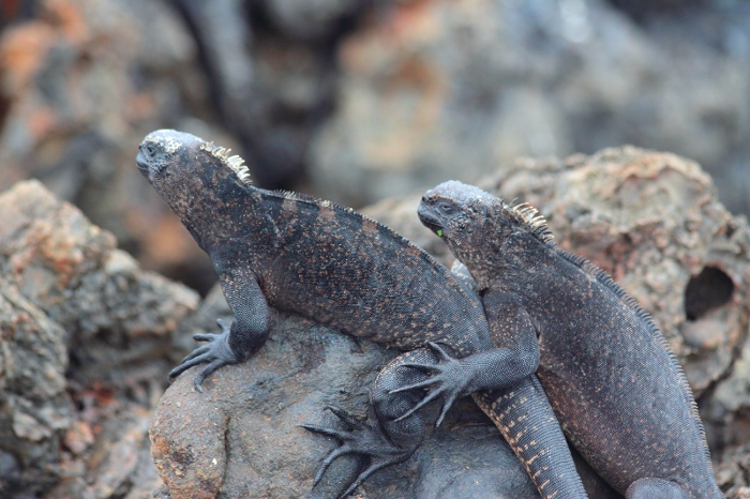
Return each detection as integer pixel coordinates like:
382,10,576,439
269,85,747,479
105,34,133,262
135,150,150,179
417,203,444,237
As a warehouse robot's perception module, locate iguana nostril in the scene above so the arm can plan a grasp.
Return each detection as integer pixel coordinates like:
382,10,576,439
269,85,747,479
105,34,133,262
684,266,734,322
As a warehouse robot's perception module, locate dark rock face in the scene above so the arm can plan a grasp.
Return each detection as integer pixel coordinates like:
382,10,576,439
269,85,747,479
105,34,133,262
0,180,198,498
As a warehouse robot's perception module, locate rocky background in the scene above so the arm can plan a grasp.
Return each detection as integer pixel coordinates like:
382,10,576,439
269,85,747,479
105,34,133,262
2,0,750,498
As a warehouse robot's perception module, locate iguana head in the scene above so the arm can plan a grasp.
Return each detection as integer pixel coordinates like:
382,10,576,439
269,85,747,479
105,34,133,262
418,180,553,285
137,128,250,212
137,129,252,248
137,129,250,182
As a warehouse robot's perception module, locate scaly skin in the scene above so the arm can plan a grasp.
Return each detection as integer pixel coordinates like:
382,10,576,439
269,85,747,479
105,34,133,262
417,180,723,499
136,129,587,498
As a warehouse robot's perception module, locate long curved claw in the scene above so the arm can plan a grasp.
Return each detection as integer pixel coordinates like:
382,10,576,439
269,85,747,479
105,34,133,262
178,344,212,364
192,319,230,342
168,319,238,391
326,405,364,428
297,424,352,441
339,457,403,499
168,352,214,380
395,362,442,374
191,333,217,343
434,392,458,428
426,341,454,362
388,376,440,395
393,387,444,422
301,406,416,498
314,446,354,486
193,358,228,392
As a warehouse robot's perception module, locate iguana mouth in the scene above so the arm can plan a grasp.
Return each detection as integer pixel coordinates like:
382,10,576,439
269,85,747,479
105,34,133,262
417,205,443,235
135,151,150,178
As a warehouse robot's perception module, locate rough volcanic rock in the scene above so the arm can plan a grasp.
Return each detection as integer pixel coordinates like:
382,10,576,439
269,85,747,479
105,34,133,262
165,0,342,189
0,0,346,296
151,286,393,499
0,180,199,498
309,0,750,216
716,444,750,499
0,0,221,294
262,0,365,41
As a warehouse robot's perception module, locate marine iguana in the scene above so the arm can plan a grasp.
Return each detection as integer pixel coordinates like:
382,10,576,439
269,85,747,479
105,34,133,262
136,129,589,498
416,180,723,499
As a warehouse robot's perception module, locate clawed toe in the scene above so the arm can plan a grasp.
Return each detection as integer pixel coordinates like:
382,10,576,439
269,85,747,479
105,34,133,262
326,405,364,428
168,319,238,390
302,407,415,498
298,423,351,441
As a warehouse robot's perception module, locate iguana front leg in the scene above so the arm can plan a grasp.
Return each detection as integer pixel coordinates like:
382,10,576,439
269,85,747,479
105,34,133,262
390,338,540,426
391,261,540,425
169,258,271,391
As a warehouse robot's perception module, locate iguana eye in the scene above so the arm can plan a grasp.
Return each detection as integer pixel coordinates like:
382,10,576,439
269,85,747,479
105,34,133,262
437,201,456,215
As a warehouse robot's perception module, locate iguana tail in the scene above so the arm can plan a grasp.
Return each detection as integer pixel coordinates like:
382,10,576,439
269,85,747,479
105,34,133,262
473,376,589,499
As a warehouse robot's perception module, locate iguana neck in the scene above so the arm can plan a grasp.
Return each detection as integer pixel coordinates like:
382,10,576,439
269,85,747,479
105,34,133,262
467,233,560,294
179,174,263,255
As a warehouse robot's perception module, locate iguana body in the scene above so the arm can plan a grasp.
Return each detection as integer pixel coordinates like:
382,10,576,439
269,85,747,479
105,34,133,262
417,180,722,499
137,130,588,498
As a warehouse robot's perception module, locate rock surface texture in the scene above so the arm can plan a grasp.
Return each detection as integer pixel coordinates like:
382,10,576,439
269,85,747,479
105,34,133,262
150,146,750,498
309,0,750,215
0,180,199,498
2,0,750,300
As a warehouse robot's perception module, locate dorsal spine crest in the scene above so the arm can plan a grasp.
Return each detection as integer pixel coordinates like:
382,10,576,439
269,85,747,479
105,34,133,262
508,201,554,243
200,141,252,185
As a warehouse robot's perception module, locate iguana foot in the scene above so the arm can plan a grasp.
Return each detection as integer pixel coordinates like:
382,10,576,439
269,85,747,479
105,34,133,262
391,342,516,427
168,318,238,392
388,342,465,427
300,406,415,499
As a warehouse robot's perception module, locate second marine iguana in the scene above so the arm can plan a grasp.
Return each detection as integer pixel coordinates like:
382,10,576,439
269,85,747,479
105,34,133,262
415,180,723,499
136,129,589,498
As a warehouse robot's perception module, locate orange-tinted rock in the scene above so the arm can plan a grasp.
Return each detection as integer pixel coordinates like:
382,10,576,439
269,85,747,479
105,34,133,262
0,180,199,497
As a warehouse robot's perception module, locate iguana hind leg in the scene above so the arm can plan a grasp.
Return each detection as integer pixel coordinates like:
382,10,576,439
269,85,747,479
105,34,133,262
302,348,439,498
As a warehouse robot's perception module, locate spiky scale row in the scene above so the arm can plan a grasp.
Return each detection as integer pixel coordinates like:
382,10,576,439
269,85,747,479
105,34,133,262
199,141,252,184
509,201,554,243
